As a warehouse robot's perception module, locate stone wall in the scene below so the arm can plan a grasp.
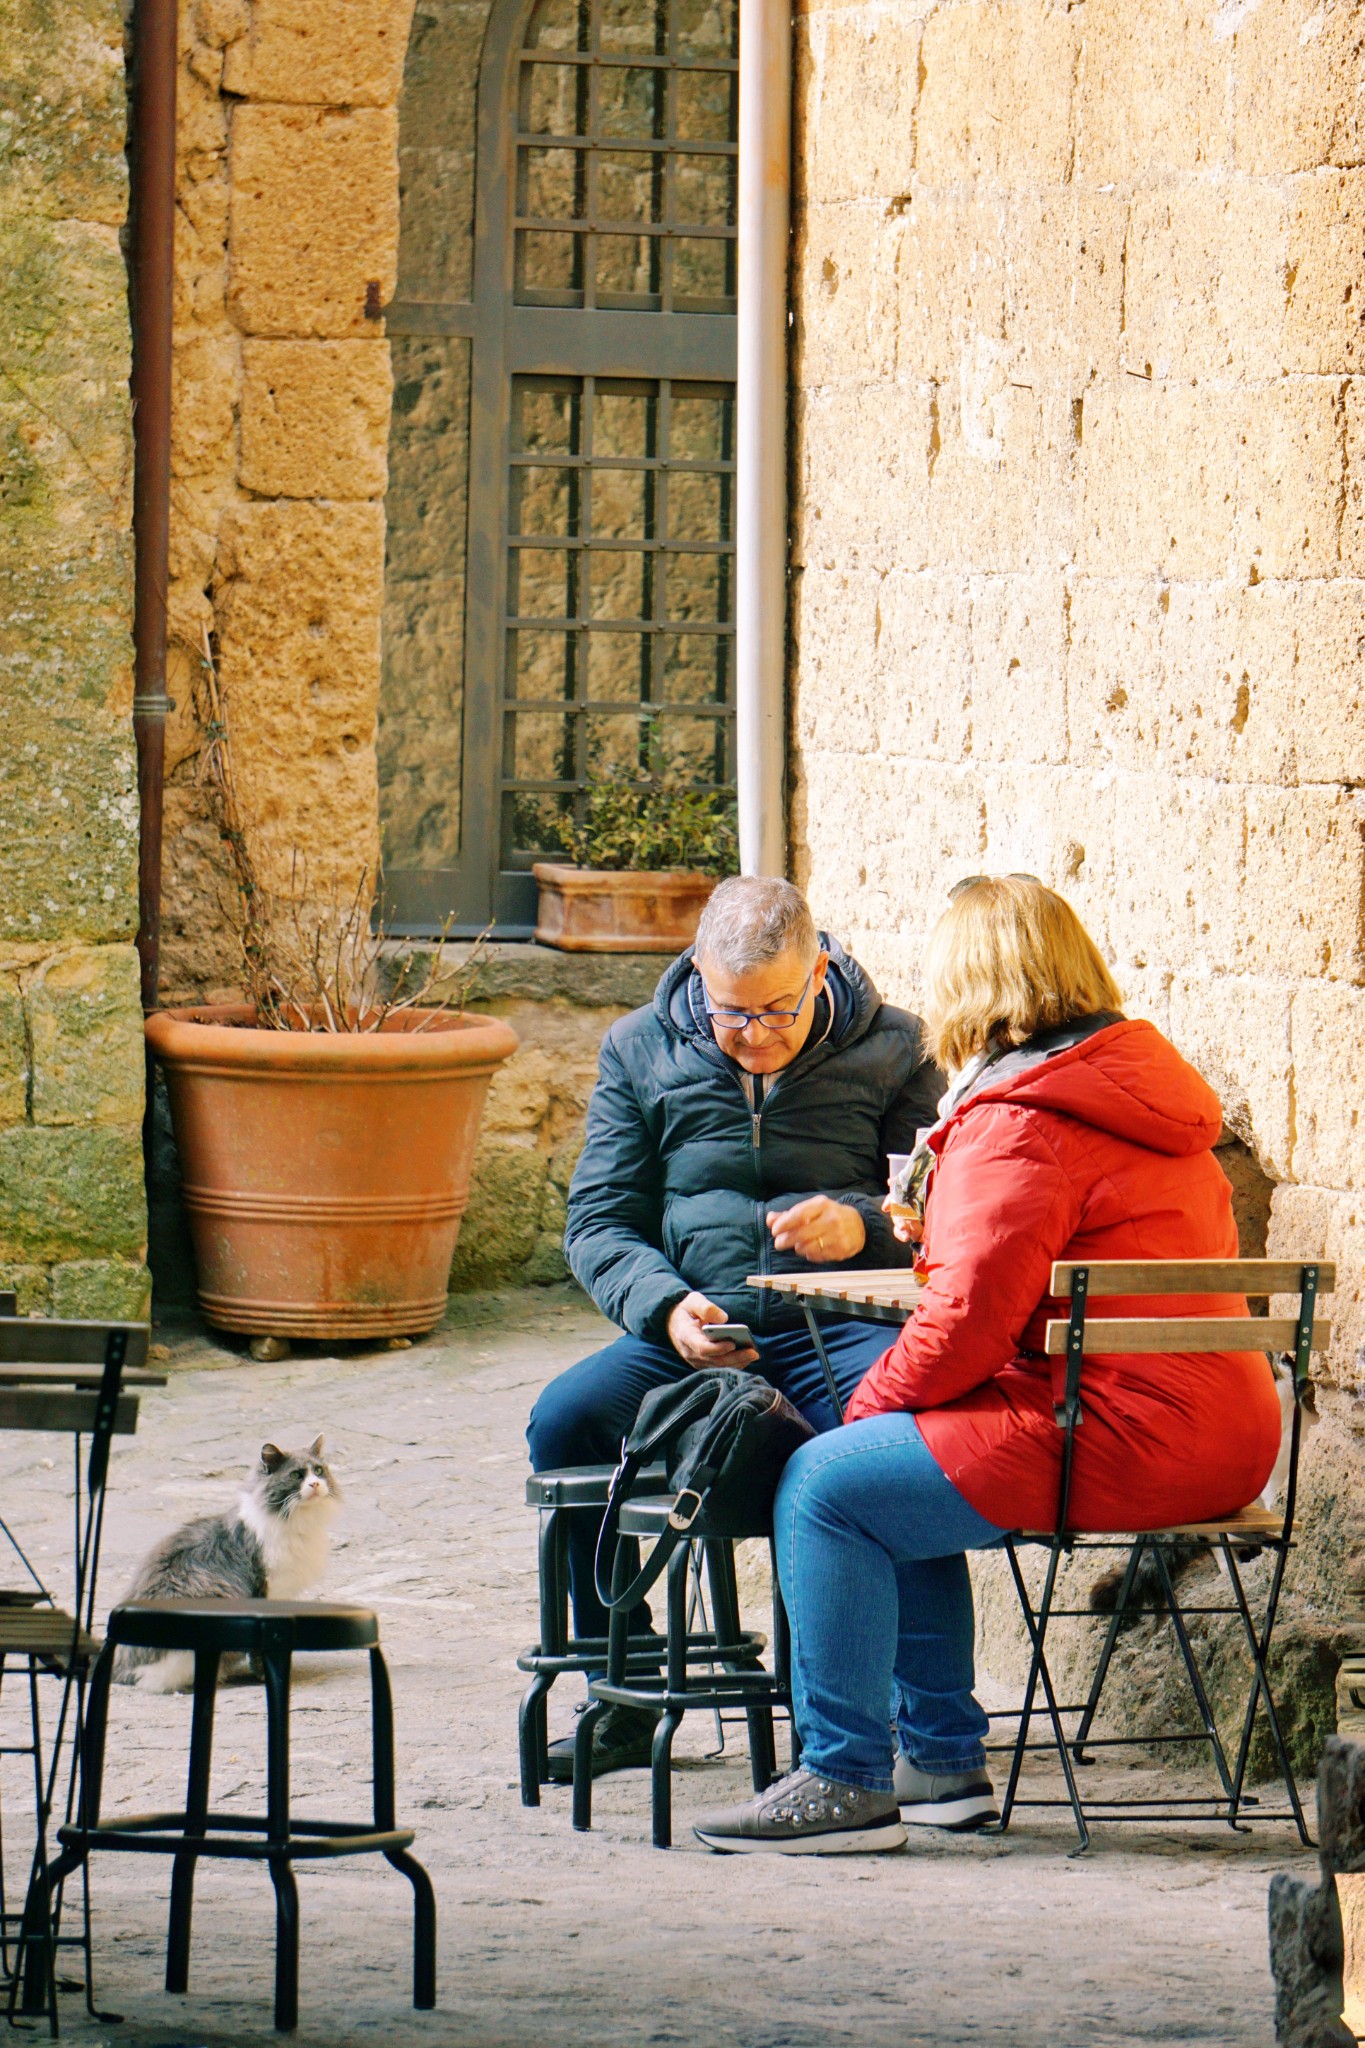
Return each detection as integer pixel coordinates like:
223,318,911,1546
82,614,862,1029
158,0,415,1001
0,0,148,1321
789,0,1365,1751
415,945,660,1289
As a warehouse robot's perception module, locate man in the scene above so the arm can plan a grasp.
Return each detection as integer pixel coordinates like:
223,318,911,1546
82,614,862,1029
527,875,942,1779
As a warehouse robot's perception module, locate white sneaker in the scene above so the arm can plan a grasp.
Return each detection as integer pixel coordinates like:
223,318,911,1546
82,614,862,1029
893,1754,999,1830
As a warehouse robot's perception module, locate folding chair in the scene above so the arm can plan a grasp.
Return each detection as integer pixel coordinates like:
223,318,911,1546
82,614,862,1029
0,1314,155,2030
992,1258,1332,1855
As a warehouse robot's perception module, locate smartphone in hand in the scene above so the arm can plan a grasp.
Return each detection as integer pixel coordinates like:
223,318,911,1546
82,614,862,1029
706,1322,755,1348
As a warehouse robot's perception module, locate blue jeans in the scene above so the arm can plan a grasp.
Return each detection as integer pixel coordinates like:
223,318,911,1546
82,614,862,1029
775,1412,1008,1792
526,1318,893,1642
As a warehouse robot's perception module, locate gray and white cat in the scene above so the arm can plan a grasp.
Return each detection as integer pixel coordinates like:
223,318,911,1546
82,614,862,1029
113,1437,341,1692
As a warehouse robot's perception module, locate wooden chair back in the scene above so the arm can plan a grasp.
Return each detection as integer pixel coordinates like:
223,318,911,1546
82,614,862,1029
1043,1259,1333,1537
1044,1259,1335,1361
0,1318,153,1441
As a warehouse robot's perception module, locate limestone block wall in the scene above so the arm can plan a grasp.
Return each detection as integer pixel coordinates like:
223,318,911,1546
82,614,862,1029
425,947,661,1290
159,0,415,999
0,0,148,1320
789,0,1365,1752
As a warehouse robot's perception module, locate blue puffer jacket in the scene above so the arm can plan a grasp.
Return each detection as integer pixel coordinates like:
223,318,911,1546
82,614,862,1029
565,937,943,1341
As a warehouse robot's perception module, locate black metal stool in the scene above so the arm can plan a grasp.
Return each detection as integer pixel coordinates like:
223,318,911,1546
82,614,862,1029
39,1599,436,2033
572,1496,791,1848
517,1463,695,1803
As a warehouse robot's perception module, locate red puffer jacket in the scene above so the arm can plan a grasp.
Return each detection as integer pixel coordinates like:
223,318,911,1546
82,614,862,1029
845,1018,1281,1532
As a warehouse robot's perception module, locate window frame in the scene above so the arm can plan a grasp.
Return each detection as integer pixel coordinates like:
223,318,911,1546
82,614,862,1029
382,0,738,936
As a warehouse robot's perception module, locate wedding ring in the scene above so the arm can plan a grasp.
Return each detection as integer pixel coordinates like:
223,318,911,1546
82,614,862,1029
817,1234,826,1253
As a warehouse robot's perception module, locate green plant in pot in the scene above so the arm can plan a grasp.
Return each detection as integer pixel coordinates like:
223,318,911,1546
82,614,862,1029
532,733,739,953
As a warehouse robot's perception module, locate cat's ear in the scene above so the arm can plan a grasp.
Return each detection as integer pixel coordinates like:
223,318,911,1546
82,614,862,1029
309,1435,325,1458
260,1443,286,1472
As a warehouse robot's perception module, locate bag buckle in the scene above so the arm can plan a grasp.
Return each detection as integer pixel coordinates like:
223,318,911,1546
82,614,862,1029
668,1488,704,1532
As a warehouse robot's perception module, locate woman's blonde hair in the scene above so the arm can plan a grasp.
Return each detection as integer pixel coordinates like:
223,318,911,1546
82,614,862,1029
923,877,1123,1073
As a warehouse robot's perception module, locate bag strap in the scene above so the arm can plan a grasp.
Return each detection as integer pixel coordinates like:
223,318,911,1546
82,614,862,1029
593,1422,730,1611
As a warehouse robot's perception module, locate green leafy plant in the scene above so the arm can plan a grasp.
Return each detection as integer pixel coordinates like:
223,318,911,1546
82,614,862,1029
560,729,739,875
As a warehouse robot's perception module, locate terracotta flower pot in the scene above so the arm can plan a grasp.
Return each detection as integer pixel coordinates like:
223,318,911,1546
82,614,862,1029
146,1005,519,1341
532,863,718,952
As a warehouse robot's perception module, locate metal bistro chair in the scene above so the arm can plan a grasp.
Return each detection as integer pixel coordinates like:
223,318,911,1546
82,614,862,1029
992,1257,1333,1854
0,1312,154,2032
517,1464,770,1807
518,1463,668,1805
572,1494,791,1848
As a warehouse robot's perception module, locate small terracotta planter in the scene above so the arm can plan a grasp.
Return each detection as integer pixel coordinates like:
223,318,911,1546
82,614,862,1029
532,863,718,953
146,1005,518,1342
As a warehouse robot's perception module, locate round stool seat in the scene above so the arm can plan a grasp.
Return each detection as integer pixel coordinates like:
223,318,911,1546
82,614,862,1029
525,1462,668,1510
107,1598,379,1655
618,1495,774,1545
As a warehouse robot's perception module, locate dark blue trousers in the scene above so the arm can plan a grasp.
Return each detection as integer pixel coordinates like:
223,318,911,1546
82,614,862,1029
526,1318,893,1643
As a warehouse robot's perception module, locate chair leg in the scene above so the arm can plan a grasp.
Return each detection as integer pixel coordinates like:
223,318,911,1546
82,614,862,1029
1149,1544,1235,1805
369,1647,397,1833
385,1848,437,2010
702,1541,775,1791
1072,1539,1145,1761
15,1646,114,2030
571,1700,605,1833
268,1855,300,2033
519,1672,553,1808
1221,1538,1311,1847
650,1710,683,1850
368,1642,436,2004
770,1544,799,1771
1001,1539,1090,1853
18,1659,55,2027
167,1647,219,1994
996,1541,1040,1833
261,1624,297,2029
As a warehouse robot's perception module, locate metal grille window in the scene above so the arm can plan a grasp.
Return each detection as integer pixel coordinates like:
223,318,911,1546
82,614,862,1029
381,0,738,932
504,372,734,859
514,0,737,314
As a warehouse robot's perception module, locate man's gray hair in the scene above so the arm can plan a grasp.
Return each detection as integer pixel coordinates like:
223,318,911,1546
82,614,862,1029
693,876,820,974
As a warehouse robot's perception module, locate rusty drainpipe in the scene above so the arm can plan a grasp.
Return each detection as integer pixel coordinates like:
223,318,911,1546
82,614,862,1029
129,0,178,1016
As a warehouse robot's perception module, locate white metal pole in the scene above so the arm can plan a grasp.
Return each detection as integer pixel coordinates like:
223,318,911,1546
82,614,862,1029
735,0,790,878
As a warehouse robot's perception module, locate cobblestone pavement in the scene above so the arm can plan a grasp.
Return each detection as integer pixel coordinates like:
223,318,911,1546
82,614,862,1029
0,1289,1311,2047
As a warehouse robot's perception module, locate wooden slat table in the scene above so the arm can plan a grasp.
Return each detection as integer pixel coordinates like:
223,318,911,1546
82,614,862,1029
748,1269,923,1419
749,1269,923,1326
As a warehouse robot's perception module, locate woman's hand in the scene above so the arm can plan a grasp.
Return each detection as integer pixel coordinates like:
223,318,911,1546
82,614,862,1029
767,1196,866,1264
882,1192,924,1245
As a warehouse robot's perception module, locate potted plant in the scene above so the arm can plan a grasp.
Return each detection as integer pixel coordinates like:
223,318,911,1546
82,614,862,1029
146,643,517,1353
533,743,739,953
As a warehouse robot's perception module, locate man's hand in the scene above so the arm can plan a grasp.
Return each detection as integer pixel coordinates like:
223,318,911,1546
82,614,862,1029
766,1196,866,1264
666,1292,759,1369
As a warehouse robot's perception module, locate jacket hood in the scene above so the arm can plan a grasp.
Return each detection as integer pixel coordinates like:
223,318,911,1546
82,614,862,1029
950,1017,1224,1158
653,932,881,1056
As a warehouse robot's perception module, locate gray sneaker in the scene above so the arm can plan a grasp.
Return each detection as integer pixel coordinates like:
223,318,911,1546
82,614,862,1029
893,1754,998,1829
692,1768,907,1856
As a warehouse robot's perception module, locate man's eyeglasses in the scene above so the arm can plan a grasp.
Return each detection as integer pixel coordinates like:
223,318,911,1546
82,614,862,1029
949,872,1041,900
704,969,814,1032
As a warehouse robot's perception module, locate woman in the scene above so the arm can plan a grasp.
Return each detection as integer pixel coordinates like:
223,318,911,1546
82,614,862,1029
691,877,1281,1855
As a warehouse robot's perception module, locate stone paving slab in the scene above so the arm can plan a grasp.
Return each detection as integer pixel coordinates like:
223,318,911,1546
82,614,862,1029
0,1289,1313,2047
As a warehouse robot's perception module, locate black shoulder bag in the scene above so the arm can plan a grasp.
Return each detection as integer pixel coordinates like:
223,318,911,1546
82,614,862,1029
593,1369,815,1611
